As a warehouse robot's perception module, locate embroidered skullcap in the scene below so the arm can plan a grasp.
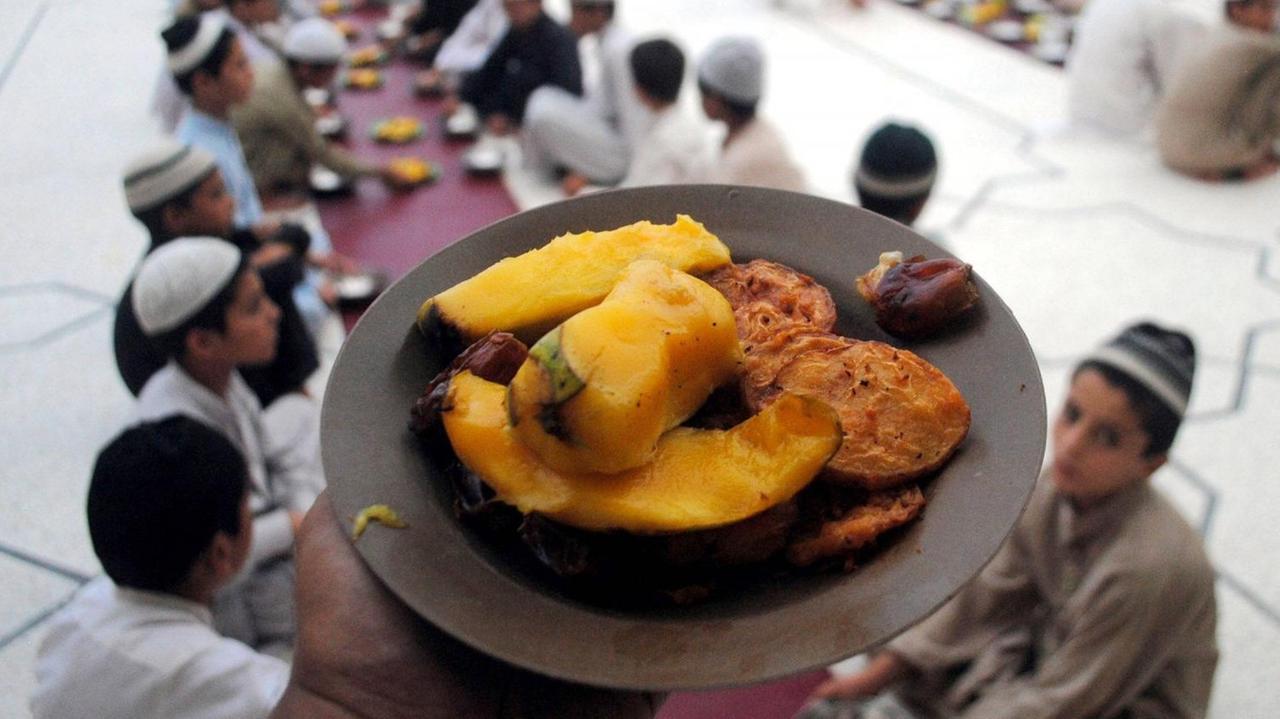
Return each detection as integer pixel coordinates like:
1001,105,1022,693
284,18,346,64
123,139,217,213
856,122,938,198
698,37,764,105
132,238,243,336
1085,322,1196,417
167,13,229,76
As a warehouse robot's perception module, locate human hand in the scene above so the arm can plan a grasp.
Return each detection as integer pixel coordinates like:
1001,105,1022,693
561,172,589,197
251,242,295,268
288,510,306,538
485,113,512,137
271,493,663,718
252,220,283,243
810,653,908,701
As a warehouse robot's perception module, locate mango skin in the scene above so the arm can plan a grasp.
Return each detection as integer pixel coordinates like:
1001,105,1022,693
442,371,843,534
416,215,732,346
507,261,742,475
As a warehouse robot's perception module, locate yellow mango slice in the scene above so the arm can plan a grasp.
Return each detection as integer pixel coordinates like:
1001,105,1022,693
417,215,731,345
442,371,843,533
507,260,742,474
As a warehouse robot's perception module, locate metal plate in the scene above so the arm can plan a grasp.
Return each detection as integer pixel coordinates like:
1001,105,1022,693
321,185,1046,691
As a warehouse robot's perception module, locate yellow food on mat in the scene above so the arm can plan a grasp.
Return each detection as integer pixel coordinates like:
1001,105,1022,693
442,371,843,533
508,261,741,474
348,45,386,67
417,214,731,344
389,157,432,183
352,504,408,540
345,69,383,89
374,117,422,143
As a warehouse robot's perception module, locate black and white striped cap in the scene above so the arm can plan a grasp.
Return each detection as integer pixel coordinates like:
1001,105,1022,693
1086,322,1196,417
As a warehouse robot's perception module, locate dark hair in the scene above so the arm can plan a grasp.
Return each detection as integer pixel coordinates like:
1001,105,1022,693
630,38,685,105
130,168,218,243
1075,324,1196,457
88,416,248,593
152,259,250,360
697,79,757,121
854,187,930,226
572,0,616,20
162,17,237,95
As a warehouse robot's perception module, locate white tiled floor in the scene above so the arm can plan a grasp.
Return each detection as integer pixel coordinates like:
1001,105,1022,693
1,0,1277,717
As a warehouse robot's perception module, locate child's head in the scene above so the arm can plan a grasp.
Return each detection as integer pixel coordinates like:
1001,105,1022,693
854,122,938,227
125,138,232,242
502,0,544,30
1225,0,1277,32
630,38,685,110
133,237,280,368
163,14,253,107
697,37,764,124
1051,322,1196,504
88,416,251,595
283,17,346,89
227,0,281,26
568,0,615,37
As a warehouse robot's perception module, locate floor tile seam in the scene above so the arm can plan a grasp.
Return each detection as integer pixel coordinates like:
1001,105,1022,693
962,197,1267,255
0,280,116,306
1216,568,1280,629
1164,457,1218,538
1182,319,1280,423
0,305,110,354
0,542,93,586
780,9,1034,139
0,585,79,653
0,1,49,104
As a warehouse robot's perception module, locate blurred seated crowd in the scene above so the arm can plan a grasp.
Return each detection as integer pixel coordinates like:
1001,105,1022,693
26,0,1270,716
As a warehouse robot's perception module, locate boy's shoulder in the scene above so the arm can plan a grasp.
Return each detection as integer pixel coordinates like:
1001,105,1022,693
1108,485,1214,594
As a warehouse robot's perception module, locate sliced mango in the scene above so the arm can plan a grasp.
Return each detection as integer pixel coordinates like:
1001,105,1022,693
417,215,731,346
442,371,843,533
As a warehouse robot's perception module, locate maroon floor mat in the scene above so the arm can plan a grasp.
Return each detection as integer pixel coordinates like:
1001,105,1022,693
657,670,829,719
316,7,519,281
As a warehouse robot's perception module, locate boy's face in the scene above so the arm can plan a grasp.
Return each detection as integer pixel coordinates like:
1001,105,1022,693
503,0,542,29
215,37,255,106
207,269,281,367
168,170,235,237
1050,368,1165,506
1229,0,1278,32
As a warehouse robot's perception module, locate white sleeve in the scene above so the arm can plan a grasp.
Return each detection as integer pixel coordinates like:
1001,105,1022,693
164,641,290,719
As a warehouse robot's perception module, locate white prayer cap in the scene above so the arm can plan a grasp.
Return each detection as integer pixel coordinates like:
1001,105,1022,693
284,18,346,64
133,238,243,336
168,13,229,76
123,138,218,213
698,37,764,105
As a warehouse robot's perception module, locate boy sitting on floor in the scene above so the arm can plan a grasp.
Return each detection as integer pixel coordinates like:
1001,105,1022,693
618,38,714,188
116,137,318,410
31,416,289,719
802,322,1218,719
131,237,324,657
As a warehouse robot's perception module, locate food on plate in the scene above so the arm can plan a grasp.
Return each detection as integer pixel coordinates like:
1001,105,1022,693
388,156,435,185
767,339,970,490
372,116,423,143
701,259,837,347
856,251,980,339
786,485,926,567
415,215,730,349
351,504,408,540
347,45,388,67
344,68,383,89
441,370,842,533
507,261,742,474
408,216,975,604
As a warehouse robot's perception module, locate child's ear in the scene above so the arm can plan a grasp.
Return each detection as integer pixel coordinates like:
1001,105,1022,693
205,531,241,581
185,327,222,361
161,203,190,235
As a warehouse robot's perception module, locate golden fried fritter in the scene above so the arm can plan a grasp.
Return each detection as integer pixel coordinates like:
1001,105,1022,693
786,485,926,567
701,259,837,346
740,328,848,411
771,341,970,490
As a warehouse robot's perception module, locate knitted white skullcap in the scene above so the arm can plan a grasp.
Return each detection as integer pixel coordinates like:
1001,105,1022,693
698,37,764,105
168,13,229,76
284,18,346,64
132,238,243,336
123,139,218,213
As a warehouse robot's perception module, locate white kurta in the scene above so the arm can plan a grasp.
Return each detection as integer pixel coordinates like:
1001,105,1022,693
135,362,320,653
434,0,508,78
620,105,715,187
708,117,807,192
31,577,289,719
522,22,653,183
1066,0,1207,136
